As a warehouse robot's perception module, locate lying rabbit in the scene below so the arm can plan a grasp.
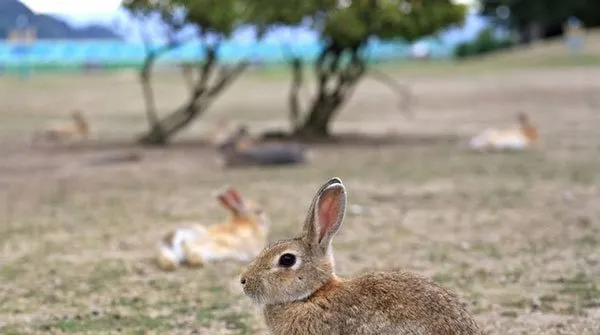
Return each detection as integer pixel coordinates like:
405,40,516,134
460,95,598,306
32,110,90,143
468,112,538,152
240,177,482,335
216,125,308,168
157,186,270,271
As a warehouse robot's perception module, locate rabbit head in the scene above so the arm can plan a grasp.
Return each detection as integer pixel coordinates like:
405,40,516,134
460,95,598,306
239,177,346,305
207,118,237,146
216,186,270,228
71,110,90,134
516,112,538,142
216,125,252,152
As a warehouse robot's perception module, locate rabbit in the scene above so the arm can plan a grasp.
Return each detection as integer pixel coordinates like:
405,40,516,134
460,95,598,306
239,177,482,335
156,185,270,271
32,110,90,143
216,125,308,168
468,112,538,152
206,117,242,147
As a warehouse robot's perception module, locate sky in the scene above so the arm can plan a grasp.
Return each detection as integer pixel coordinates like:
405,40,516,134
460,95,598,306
20,0,123,15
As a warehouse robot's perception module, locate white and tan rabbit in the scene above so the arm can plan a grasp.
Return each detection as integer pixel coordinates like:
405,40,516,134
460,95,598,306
468,112,538,152
239,177,482,335
157,186,270,271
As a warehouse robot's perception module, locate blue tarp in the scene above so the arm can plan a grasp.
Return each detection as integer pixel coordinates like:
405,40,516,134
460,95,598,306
0,39,452,67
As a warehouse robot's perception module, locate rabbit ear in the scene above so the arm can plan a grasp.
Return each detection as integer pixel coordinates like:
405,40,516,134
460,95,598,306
226,187,244,206
303,178,346,252
216,186,246,215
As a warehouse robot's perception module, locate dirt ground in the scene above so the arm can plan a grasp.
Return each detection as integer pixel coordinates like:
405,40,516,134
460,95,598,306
1,65,600,334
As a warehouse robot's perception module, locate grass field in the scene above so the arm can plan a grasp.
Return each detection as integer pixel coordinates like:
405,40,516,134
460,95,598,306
1,45,600,334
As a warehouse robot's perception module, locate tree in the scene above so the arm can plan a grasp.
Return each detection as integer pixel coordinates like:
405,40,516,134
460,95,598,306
479,0,598,43
121,0,186,144
246,0,468,138
454,27,512,59
122,0,258,145
576,1,600,28
122,0,466,143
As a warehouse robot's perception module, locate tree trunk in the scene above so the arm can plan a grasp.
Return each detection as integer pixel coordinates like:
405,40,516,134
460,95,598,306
288,57,304,133
138,96,206,145
293,45,365,139
139,46,176,144
296,96,341,138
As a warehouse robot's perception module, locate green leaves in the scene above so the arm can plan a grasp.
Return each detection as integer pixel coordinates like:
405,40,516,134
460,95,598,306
320,0,467,46
325,7,369,47
480,0,600,34
181,0,241,37
122,0,467,46
245,0,317,27
368,0,468,42
121,0,157,15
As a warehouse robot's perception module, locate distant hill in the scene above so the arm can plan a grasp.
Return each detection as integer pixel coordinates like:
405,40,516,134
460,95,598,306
0,0,120,40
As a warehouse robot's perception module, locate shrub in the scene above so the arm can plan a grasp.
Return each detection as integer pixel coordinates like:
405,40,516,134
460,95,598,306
454,27,513,59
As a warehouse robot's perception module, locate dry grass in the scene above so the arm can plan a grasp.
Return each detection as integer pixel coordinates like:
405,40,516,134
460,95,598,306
1,62,600,334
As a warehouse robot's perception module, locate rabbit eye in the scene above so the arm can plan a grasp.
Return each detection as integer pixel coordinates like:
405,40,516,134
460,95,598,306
278,253,296,268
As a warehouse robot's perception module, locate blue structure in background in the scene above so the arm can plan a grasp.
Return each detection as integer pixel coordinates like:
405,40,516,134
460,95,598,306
7,14,34,79
10,44,30,78
0,38,454,71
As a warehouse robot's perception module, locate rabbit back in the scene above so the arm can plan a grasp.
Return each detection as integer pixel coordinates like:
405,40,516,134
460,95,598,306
181,216,268,263
264,270,481,335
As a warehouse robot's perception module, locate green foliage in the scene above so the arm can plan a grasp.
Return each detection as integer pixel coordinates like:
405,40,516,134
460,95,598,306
123,0,252,39
124,0,467,48
243,0,467,48
327,0,467,47
178,0,243,37
122,0,188,44
244,0,331,34
480,0,600,30
454,28,512,59
576,1,600,27
368,0,468,42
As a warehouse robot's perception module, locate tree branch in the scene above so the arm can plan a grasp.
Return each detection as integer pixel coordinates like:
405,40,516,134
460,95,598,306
191,45,218,99
180,62,196,92
314,43,336,94
366,68,414,119
279,35,308,131
208,61,250,98
332,46,366,100
288,57,304,131
140,41,181,130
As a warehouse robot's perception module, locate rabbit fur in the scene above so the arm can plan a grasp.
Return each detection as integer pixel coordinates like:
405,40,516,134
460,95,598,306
157,186,270,271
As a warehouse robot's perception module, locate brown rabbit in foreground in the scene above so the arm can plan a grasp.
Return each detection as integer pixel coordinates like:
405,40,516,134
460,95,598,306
239,177,482,335
157,186,270,271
